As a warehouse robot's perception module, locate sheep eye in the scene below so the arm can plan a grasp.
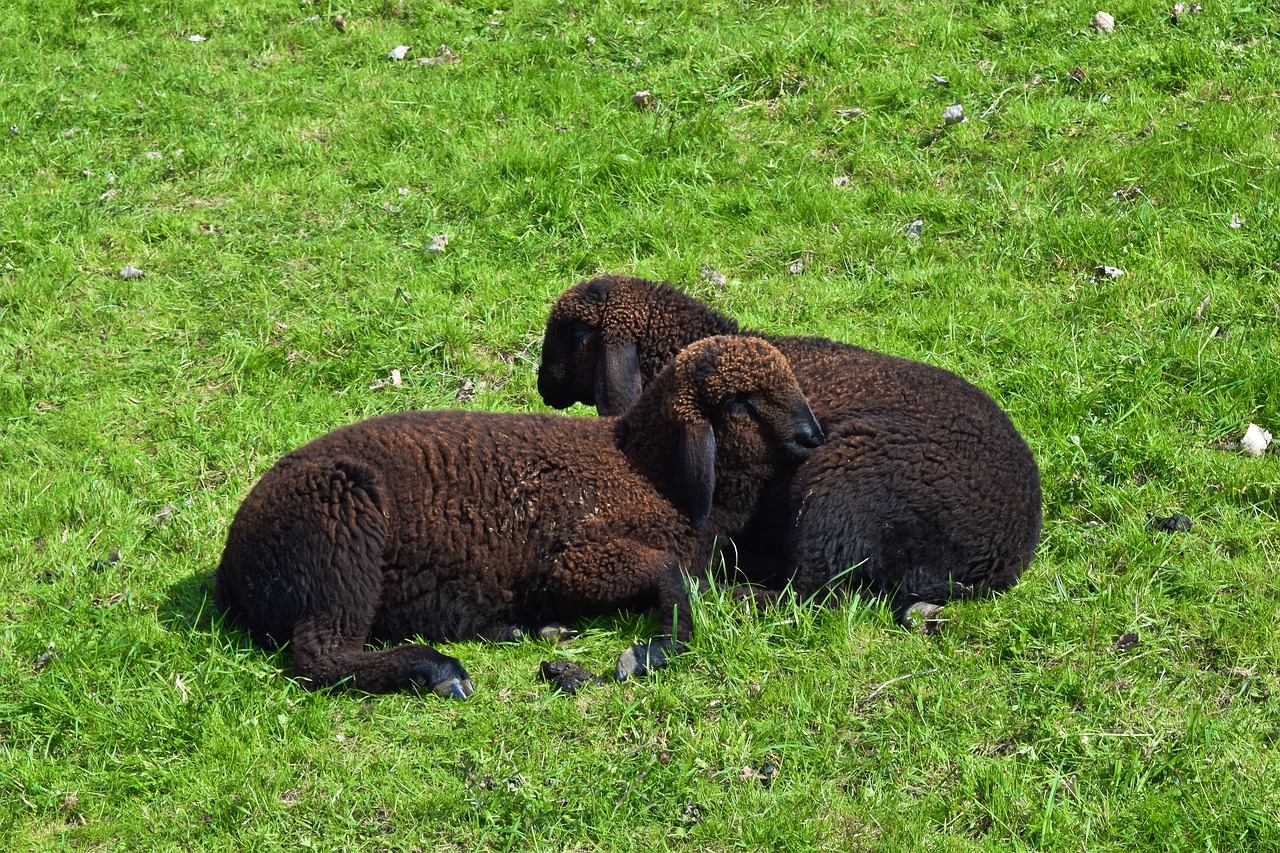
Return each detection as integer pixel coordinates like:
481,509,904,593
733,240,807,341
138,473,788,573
722,392,757,417
568,321,593,349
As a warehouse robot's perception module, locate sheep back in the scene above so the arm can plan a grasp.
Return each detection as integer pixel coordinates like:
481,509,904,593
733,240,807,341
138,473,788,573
215,411,708,650
538,277,1042,614
769,335,1041,603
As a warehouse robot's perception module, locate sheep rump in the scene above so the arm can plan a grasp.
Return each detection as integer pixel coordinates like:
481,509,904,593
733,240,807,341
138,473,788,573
215,335,823,695
537,276,1042,620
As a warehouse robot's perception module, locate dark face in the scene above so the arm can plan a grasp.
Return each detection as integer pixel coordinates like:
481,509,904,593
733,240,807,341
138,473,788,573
665,336,824,530
535,280,604,409
676,336,825,467
537,310,600,410
712,389,825,464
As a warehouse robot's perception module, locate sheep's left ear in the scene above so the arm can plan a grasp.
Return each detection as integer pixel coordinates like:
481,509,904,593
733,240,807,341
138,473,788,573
594,342,642,416
678,421,716,529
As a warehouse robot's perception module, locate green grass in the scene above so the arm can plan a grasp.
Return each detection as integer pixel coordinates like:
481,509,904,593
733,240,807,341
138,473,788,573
2,0,1279,848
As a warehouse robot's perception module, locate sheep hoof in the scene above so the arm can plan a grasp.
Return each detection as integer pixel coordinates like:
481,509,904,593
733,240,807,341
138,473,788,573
495,623,577,644
537,623,579,642
409,654,474,699
615,639,672,681
901,602,946,635
497,626,527,643
431,677,474,700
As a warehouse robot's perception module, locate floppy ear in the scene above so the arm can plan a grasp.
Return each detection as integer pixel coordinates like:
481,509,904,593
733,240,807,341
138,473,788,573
594,342,642,416
678,421,716,529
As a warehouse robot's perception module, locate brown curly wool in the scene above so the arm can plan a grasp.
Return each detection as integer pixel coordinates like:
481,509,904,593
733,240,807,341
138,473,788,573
214,336,823,696
537,276,1042,621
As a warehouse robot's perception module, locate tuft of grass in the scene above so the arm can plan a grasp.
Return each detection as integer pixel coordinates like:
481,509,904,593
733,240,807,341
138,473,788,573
2,1,1278,849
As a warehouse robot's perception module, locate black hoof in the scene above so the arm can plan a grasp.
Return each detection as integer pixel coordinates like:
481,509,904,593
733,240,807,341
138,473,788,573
900,602,946,635
537,623,579,642
539,660,605,694
496,623,578,643
433,677,475,700
496,625,527,643
615,638,675,681
408,654,474,699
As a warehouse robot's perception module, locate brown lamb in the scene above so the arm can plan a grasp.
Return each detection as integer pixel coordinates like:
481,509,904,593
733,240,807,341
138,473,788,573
214,336,824,697
537,275,1042,624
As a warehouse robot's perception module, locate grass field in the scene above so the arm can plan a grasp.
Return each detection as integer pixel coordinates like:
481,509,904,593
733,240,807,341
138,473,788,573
2,0,1279,848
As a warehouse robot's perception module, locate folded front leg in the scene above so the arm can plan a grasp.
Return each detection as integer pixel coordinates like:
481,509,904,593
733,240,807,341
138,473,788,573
614,553,691,681
550,540,693,681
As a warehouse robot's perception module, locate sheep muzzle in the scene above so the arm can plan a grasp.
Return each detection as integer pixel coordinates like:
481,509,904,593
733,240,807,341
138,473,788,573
783,401,825,459
536,367,579,410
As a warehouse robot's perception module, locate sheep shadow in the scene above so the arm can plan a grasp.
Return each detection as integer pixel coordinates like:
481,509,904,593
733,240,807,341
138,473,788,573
158,569,289,669
160,569,219,635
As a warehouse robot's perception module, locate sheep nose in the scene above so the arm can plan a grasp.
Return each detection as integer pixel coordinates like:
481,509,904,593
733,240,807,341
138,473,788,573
537,369,574,410
793,403,825,449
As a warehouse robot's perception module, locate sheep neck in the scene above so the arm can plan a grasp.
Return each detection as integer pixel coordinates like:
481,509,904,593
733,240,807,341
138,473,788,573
614,400,772,536
635,285,739,382
614,395,683,493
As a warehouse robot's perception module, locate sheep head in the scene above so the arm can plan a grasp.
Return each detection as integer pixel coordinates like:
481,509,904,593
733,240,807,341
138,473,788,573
537,277,635,414
537,276,738,415
658,336,824,529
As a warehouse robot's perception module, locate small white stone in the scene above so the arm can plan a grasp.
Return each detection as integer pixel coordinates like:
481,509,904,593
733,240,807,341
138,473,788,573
1193,294,1210,320
419,45,460,66
370,370,404,391
388,45,410,61
942,103,966,125
119,265,145,279
1241,423,1272,457
1092,12,1115,33
188,34,207,43
699,267,727,287
427,233,450,253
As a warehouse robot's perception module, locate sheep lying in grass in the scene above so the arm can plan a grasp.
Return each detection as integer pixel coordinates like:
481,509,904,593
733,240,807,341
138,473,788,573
214,336,824,696
537,275,1042,625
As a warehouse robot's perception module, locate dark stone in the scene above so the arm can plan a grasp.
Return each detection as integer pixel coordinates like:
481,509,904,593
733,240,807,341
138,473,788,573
539,660,606,694
1115,632,1140,653
1148,513,1192,533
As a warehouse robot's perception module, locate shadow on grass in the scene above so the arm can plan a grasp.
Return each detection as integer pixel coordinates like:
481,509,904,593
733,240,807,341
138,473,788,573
159,569,290,659
159,569,219,635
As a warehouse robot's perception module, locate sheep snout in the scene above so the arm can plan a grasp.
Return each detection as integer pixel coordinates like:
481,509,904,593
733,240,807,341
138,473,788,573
776,401,825,460
792,402,825,450
536,366,576,410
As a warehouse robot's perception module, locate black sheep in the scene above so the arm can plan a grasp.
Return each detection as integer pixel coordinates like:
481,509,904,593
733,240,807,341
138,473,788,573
537,275,1042,624
215,336,823,696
